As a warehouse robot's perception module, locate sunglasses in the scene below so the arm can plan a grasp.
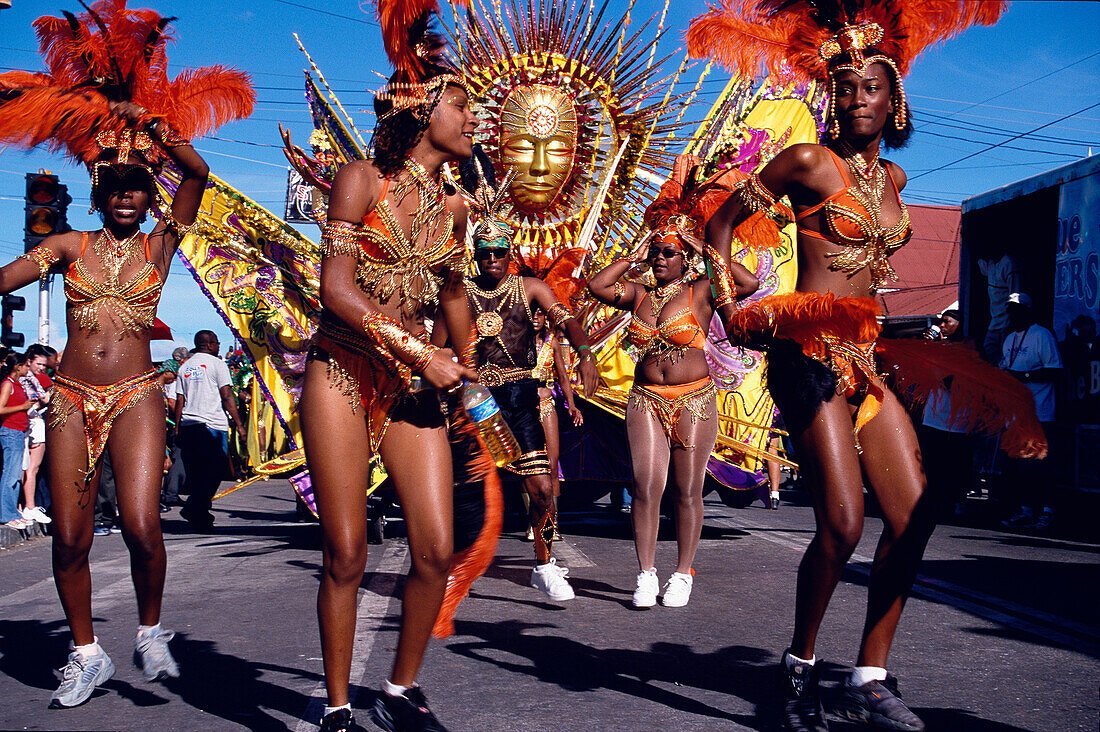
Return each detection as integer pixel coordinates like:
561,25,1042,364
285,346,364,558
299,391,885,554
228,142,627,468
475,248,509,260
648,246,683,260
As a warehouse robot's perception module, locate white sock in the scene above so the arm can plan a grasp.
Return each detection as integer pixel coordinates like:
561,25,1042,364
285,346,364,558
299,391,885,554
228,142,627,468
74,639,102,659
849,665,888,687
784,651,815,671
136,623,160,639
323,703,351,717
770,490,780,499
383,679,414,697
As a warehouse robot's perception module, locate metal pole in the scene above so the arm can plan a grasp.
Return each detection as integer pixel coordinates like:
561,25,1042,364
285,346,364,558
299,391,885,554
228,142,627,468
37,275,50,346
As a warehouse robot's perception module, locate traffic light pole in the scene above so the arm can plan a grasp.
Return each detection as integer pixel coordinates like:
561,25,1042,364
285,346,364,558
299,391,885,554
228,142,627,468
38,277,50,346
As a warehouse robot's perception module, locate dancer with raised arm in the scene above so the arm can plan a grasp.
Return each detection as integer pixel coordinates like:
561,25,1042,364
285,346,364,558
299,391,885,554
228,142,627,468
689,2,1010,730
0,1,253,709
589,157,758,609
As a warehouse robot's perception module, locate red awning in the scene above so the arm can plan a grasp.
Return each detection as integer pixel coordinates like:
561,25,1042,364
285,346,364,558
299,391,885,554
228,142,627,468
877,204,961,319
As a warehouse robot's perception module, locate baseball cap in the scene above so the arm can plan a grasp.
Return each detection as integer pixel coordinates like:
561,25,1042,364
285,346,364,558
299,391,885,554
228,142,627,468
1007,292,1032,307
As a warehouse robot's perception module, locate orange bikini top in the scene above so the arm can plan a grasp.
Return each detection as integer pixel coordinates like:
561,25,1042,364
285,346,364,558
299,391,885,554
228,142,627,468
626,284,708,363
795,148,912,291
64,231,162,334
353,178,465,312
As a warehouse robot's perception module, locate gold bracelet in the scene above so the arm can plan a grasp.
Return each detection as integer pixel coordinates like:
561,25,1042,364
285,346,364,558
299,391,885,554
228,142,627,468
735,174,794,225
546,302,570,328
705,244,737,310
361,311,438,373
320,220,365,258
18,246,61,282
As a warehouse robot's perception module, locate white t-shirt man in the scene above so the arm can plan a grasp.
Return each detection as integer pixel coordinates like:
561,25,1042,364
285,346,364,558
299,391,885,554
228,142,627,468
1000,324,1062,422
178,352,232,432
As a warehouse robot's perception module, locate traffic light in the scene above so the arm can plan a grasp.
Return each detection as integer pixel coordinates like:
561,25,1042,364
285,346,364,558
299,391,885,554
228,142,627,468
1,295,25,349
24,173,71,252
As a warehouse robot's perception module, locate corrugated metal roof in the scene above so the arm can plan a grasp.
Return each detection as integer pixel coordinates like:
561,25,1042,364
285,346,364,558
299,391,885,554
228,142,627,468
962,155,1100,212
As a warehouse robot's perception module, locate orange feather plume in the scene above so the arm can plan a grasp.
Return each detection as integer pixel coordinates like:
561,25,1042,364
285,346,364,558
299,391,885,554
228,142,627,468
374,0,446,82
687,0,1007,83
878,338,1048,459
0,0,254,164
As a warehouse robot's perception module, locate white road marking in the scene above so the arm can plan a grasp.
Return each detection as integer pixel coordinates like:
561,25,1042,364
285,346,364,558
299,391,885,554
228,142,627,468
553,537,596,568
710,515,1100,656
295,540,409,732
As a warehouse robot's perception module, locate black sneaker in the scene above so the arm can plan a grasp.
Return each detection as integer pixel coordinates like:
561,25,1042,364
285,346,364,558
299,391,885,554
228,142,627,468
779,650,828,732
320,707,366,732
369,687,448,732
179,507,214,531
835,675,925,731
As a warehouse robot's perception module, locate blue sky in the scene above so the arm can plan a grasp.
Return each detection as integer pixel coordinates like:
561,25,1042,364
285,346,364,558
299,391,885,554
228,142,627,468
1,0,1097,356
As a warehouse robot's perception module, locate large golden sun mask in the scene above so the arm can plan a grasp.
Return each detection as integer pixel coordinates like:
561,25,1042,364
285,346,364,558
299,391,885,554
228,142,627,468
499,84,577,214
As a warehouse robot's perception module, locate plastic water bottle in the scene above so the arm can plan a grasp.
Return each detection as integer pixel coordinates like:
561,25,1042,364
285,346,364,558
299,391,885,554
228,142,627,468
461,381,520,467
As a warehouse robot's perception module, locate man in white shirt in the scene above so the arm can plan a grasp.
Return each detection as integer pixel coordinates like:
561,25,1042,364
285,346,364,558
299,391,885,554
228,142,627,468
174,331,247,530
998,293,1062,531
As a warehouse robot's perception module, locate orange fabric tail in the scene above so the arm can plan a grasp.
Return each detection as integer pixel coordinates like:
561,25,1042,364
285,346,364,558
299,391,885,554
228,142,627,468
432,332,503,639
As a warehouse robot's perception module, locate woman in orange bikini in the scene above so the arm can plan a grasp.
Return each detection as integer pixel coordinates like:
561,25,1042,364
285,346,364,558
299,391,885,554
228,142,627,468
690,2,1008,729
297,4,493,731
0,1,252,709
589,163,758,610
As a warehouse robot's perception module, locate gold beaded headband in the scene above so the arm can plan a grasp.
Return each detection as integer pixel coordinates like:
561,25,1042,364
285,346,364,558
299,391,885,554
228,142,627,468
375,73,474,122
819,22,908,138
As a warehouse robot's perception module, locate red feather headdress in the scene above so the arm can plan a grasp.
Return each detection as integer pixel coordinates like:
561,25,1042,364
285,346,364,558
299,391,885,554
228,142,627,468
687,1,1007,135
0,0,254,165
372,0,472,121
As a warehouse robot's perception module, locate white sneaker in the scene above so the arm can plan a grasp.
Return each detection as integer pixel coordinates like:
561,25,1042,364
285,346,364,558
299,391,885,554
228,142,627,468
4,518,29,531
632,569,659,608
22,506,51,525
661,571,693,607
530,558,575,601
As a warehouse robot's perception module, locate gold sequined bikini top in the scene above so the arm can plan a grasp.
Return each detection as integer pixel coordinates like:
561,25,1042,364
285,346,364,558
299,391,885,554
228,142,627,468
65,231,162,334
354,178,465,313
796,148,912,291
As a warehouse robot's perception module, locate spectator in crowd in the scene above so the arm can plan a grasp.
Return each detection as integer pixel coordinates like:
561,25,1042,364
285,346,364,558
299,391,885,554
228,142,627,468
0,353,32,530
92,452,122,537
978,250,1022,362
20,344,53,526
919,310,980,518
156,361,180,512
174,331,246,530
999,293,1062,531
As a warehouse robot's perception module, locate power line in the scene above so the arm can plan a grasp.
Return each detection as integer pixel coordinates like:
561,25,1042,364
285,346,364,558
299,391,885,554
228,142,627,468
927,49,1100,124
271,0,376,26
909,101,1100,182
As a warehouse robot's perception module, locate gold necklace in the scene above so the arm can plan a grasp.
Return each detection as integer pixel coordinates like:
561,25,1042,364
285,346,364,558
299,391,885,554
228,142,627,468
391,158,447,248
838,142,886,226
93,227,142,284
647,272,692,320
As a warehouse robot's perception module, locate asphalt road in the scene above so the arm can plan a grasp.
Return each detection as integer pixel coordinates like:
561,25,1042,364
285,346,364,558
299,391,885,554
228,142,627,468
0,481,1096,731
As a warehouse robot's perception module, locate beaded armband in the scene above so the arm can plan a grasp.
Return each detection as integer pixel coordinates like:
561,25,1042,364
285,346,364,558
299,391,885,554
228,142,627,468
734,175,794,226
546,302,571,329
319,221,365,258
161,210,199,236
148,120,190,149
18,246,61,282
361,311,439,373
705,244,737,311
612,281,626,302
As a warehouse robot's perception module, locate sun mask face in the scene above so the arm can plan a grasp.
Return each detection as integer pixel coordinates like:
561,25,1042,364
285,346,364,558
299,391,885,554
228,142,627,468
499,84,578,214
